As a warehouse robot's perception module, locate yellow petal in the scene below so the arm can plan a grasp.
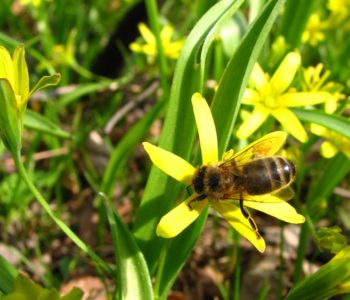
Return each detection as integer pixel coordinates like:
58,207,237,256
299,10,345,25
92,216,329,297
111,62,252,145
212,201,266,252
138,23,155,46
236,192,290,203
320,141,338,158
271,52,301,95
12,45,29,108
0,46,15,90
250,63,268,91
277,92,331,107
244,201,305,224
143,142,195,184
271,107,308,143
192,93,218,164
236,104,269,139
156,195,208,238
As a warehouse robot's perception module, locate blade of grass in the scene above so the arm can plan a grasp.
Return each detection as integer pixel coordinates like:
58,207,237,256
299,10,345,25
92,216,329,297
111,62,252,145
293,108,350,139
102,194,153,300
133,0,244,274
155,0,285,297
24,109,70,139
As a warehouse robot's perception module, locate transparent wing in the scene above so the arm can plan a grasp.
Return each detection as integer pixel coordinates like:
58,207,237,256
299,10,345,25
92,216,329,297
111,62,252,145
217,186,294,203
222,131,287,166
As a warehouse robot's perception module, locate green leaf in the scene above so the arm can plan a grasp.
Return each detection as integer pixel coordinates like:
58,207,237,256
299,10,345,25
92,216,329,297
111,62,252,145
212,0,286,155
0,255,18,294
0,79,21,156
24,109,70,139
2,274,83,300
103,195,153,300
293,108,350,139
29,74,61,97
133,0,244,277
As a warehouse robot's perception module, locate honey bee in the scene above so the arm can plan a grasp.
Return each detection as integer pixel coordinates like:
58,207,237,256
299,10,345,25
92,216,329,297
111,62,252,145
190,132,296,238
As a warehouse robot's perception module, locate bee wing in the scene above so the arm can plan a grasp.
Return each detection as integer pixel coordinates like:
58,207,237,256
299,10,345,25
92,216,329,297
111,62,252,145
226,131,288,165
220,186,294,203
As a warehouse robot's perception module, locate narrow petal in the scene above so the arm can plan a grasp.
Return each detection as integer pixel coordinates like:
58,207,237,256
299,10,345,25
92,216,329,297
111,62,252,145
271,107,308,143
138,23,155,45
271,52,301,95
0,46,15,89
277,92,331,107
236,105,269,139
192,93,218,164
212,201,266,252
156,195,208,238
143,142,195,184
244,201,305,224
250,63,268,91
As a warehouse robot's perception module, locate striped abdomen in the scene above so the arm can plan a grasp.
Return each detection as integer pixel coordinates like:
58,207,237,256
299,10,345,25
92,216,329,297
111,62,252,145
242,156,296,195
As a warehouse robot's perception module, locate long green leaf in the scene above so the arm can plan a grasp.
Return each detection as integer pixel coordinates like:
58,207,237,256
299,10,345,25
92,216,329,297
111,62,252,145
293,108,350,139
212,0,286,155
24,109,70,139
156,0,285,297
133,0,243,274
103,195,153,300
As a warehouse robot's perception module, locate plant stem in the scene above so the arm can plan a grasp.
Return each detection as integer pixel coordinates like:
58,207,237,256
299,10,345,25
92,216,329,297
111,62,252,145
13,151,112,274
145,0,170,97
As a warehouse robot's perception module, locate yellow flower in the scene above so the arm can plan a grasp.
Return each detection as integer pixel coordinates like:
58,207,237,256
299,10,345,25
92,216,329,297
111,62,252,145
310,123,350,159
302,64,345,114
302,13,326,47
130,23,184,60
143,93,305,252
236,52,330,143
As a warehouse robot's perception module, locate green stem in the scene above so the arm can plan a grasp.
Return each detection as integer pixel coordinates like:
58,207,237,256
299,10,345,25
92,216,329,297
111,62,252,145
13,151,112,275
145,0,170,97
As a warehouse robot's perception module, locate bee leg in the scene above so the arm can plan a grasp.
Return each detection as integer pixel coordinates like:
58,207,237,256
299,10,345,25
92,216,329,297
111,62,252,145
239,194,261,239
188,194,207,210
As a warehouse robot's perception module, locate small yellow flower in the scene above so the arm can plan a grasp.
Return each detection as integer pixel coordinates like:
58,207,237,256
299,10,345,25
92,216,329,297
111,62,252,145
236,52,330,143
310,123,350,159
143,93,304,252
0,45,60,154
130,23,184,60
302,13,326,47
302,64,345,114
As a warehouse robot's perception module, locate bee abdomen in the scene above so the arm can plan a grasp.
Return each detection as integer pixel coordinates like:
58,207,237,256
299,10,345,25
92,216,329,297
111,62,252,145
243,157,295,195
